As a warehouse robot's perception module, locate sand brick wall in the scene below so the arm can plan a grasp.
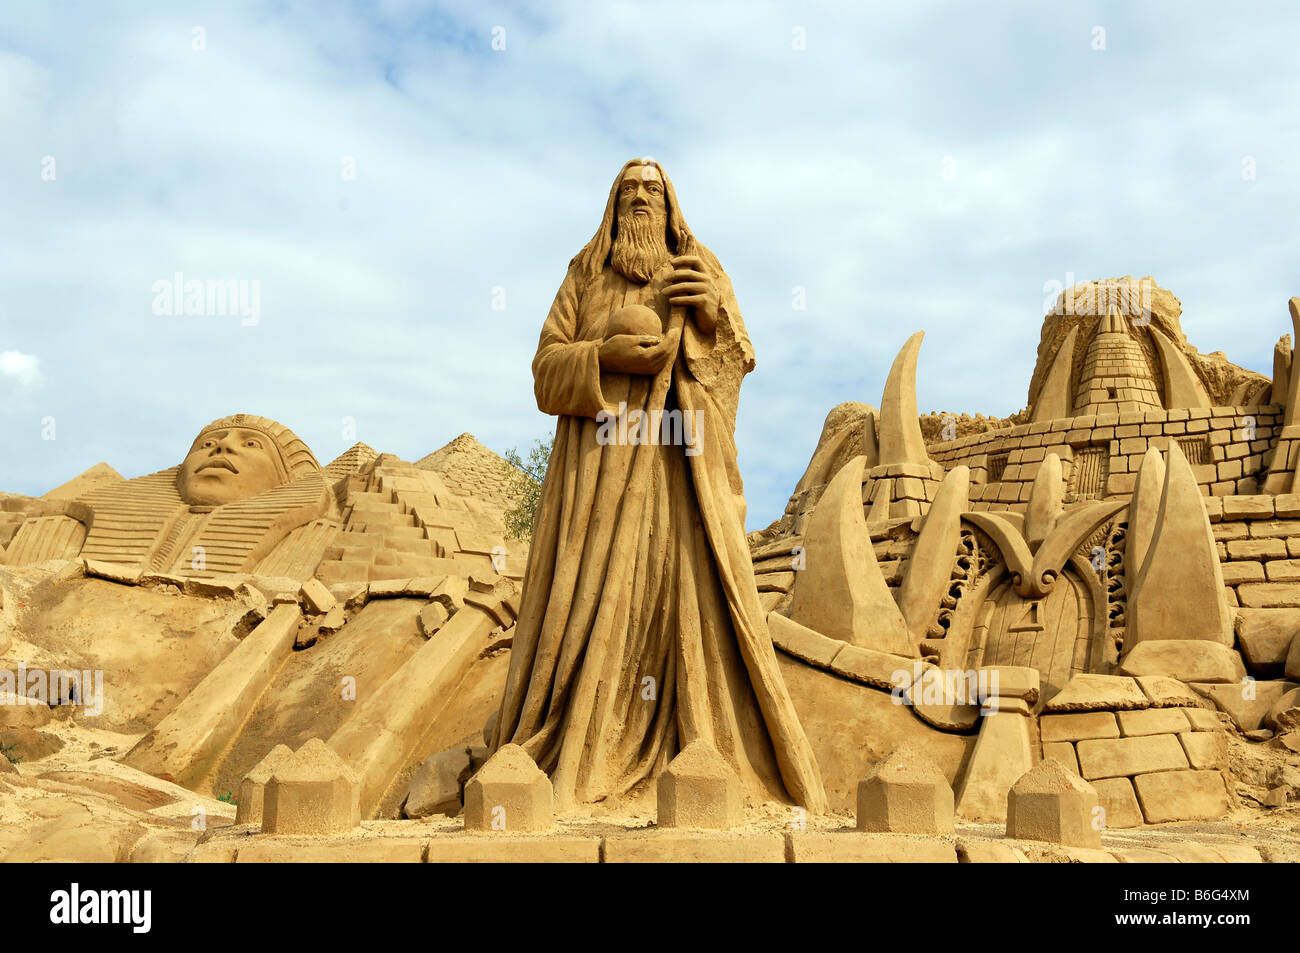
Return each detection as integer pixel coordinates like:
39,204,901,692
925,404,1280,510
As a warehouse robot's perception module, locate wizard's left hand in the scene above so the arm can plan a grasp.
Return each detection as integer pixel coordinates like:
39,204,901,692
663,254,719,332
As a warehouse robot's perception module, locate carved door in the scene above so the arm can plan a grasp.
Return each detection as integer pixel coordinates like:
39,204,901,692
979,570,1093,701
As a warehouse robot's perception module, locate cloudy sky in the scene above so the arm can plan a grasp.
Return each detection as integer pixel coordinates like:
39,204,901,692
2,1,1298,529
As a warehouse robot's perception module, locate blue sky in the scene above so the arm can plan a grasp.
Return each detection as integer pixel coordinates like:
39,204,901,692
2,1,1298,529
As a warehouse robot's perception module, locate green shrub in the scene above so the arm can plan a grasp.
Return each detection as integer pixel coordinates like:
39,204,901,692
501,435,552,541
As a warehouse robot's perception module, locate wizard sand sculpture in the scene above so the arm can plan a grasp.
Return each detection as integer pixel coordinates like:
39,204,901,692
491,158,827,812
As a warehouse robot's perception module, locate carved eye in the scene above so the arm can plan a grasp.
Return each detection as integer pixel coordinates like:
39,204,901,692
202,440,215,448
648,183,661,194
245,439,262,449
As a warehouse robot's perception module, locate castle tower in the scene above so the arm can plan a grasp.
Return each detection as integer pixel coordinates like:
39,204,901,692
1073,307,1163,415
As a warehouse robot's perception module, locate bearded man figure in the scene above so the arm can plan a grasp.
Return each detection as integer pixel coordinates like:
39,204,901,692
492,158,827,814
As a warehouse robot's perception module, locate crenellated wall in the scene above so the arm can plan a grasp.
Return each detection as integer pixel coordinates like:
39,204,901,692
924,404,1280,511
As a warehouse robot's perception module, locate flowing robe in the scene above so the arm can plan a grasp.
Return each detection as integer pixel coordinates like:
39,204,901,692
493,254,826,812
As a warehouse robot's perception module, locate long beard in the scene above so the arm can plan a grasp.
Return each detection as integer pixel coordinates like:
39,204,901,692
611,210,671,284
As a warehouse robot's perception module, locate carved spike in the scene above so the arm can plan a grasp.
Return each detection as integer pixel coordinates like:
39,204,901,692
1126,442,1234,650
1288,298,1300,427
1023,454,1064,551
1149,326,1210,410
1031,327,1077,423
897,466,969,641
1127,447,1166,575
865,477,893,532
1272,334,1290,413
792,402,877,499
861,410,880,468
1105,304,1126,335
877,331,930,467
788,456,913,655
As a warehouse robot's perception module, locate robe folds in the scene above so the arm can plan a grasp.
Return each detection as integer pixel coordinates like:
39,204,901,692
493,253,827,813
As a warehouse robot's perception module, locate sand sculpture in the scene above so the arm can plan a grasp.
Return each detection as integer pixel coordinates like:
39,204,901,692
490,158,825,813
6,414,336,579
750,286,1300,838
0,429,526,852
0,167,1297,864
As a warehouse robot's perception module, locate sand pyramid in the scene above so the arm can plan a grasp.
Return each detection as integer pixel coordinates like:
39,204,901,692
42,462,123,501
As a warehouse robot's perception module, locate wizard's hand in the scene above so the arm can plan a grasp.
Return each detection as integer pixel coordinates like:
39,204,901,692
663,254,719,333
599,334,674,376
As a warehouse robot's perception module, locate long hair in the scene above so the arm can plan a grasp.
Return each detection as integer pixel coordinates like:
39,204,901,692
570,158,722,281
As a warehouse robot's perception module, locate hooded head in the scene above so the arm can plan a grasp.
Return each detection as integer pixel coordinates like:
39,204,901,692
571,158,722,284
176,413,319,507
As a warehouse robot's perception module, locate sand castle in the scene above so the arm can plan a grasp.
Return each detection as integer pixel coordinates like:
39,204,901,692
0,160,1296,863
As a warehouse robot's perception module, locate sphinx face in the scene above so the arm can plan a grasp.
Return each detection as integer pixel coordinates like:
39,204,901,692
177,427,285,506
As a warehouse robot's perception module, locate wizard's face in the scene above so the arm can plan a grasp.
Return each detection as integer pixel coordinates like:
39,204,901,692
611,164,671,284
616,165,666,225
177,427,284,506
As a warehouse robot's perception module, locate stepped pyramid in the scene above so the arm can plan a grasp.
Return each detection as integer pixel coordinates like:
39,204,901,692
415,433,531,513
314,444,529,586
324,442,379,479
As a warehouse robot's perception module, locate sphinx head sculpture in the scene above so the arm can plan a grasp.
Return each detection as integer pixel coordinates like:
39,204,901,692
176,414,320,507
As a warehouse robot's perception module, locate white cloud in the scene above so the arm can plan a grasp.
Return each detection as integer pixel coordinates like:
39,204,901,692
0,351,43,390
